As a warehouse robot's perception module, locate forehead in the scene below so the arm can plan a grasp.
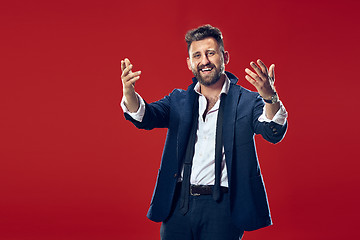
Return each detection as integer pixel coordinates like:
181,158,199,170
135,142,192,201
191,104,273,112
188,37,220,54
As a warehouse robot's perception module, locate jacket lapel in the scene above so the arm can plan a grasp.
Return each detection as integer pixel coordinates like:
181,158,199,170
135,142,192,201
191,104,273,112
176,83,198,168
223,80,242,183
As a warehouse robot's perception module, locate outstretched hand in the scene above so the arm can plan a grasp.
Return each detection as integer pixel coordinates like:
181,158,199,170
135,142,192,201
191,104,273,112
120,58,141,112
245,59,276,100
121,58,142,96
245,59,280,119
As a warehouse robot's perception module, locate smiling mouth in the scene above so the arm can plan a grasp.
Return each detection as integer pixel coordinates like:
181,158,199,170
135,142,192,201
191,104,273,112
200,67,213,72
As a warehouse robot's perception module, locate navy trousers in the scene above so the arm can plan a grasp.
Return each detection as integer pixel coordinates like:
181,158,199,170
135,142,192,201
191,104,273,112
160,184,244,240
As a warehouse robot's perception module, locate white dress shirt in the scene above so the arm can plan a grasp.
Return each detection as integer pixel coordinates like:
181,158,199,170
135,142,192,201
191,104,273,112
121,77,288,187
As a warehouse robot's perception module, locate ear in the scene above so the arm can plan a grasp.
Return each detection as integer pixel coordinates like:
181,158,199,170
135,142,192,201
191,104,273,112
186,57,192,71
223,51,230,65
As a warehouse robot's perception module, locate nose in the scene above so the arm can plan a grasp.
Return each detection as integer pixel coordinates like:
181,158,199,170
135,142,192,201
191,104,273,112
200,54,210,66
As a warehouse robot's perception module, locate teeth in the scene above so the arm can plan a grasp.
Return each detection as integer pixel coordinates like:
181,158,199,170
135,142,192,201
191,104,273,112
201,68,212,72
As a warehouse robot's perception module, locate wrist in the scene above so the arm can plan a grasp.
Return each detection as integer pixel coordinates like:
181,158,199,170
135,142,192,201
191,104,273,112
123,91,140,113
123,87,136,98
262,92,279,104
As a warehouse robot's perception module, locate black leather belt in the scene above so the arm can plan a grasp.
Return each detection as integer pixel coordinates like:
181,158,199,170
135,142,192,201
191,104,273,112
190,185,228,196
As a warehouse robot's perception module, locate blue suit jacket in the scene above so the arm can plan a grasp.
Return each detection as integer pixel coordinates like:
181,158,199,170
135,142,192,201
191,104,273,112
124,72,287,231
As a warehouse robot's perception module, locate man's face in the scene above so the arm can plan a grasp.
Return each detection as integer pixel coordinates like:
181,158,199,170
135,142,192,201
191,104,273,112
187,37,229,86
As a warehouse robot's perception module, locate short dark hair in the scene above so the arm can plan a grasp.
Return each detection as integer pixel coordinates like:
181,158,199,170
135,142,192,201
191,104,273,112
185,24,224,53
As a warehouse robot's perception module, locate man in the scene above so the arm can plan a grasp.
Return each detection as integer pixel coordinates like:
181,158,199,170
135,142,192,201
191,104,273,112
121,25,287,240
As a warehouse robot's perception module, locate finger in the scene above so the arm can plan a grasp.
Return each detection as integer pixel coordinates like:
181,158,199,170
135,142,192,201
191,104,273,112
123,70,141,83
257,59,268,76
128,76,140,85
250,61,267,80
121,64,134,78
269,64,275,81
121,60,126,72
245,68,262,82
124,58,133,74
124,58,131,67
123,75,140,88
245,75,258,87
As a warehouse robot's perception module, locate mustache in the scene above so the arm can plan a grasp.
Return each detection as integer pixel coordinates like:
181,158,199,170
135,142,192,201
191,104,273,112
197,63,215,71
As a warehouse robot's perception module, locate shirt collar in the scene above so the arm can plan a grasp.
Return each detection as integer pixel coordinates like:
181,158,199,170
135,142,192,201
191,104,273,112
194,74,230,96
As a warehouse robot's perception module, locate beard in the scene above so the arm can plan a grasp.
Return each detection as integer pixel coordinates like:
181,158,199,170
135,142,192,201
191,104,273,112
192,63,224,86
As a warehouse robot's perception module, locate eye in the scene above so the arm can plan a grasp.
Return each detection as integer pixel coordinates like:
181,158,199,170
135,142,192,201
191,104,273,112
193,53,201,59
207,51,215,57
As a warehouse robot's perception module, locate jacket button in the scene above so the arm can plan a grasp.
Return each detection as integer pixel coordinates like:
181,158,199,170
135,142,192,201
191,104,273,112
174,173,178,178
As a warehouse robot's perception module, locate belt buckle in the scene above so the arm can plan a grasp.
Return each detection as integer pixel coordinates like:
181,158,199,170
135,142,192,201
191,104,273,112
190,186,200,196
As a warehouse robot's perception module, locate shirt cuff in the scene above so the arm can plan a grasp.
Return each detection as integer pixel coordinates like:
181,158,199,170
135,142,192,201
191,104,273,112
258,101,288,125
120,92,146,122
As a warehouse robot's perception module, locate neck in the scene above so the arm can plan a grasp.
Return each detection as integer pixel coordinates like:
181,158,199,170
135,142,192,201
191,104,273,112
199,73,226,99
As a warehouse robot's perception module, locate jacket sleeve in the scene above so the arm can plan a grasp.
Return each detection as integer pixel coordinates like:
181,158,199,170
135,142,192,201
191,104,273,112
252,95,288,144
124,92,172,130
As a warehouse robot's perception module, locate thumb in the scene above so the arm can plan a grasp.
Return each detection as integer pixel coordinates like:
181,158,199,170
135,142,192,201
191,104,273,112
269,64,275,82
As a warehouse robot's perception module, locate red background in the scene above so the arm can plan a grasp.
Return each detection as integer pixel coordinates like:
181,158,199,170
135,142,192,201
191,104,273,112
1,0,359,239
